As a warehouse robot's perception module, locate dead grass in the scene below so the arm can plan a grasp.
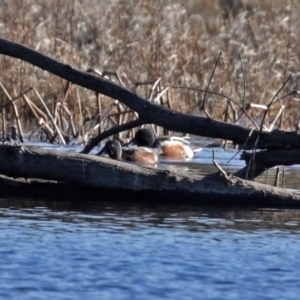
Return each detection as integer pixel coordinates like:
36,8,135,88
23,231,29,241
0,0,300,134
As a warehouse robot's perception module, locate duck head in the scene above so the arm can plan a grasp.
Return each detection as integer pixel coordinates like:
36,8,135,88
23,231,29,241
98,140,122,160
134,128,156,147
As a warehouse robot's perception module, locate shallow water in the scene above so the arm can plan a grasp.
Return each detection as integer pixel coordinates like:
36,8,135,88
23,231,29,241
2,133,300,299
1,200,300,300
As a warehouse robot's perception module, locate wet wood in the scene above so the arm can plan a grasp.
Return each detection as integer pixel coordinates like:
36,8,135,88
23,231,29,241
1,144,300,207
1,38,300,153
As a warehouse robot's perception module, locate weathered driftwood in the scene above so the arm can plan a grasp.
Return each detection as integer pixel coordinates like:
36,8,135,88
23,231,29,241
1,38,300,153
1,144,300,206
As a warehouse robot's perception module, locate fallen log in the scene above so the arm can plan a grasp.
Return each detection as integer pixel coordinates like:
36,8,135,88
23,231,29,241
0,173,158,201
0,144,300,207
2,38,300,186
0,174,73,198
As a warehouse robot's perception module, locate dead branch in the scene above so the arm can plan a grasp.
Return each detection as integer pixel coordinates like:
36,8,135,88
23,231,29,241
0,37,296,151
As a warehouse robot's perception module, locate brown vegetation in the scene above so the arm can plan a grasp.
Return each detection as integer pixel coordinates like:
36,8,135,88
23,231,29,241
1,0,300,134
1,1,300,204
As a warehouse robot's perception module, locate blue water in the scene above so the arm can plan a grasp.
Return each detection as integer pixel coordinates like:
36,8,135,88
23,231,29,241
1,200,300,300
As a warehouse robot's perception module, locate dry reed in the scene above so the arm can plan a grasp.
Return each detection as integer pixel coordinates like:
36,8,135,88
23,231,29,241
0,0,299,142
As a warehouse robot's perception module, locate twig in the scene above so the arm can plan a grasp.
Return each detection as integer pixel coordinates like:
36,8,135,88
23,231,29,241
86,68,102,77
269,105,285,131
62,104,76,137
274,166,280,187
101,71,125,87
228,128,254,163
282,166,286,188
22,94,54,139
260,74,291,133
245,133,261,179
153,86,169,104
32,88,66,145
166,89,173,110
1,107,5,142
61,81,71,106
223,100,230,123
0,81,24,143
149,78,161,102
245,150,255,180
96,93,102,135
202,52,223,119
239,48,247,110
0,87,32,110
76,86,84,138
243,75,292,179
166,84,258,129
22,94,48,122
213,159,230,180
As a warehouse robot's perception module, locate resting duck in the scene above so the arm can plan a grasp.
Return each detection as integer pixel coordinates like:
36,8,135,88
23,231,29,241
98,139,158,164
132,128,195,159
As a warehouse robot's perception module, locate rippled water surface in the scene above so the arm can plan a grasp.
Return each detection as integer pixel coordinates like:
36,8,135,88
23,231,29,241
2,132,300,299
1,199,300,300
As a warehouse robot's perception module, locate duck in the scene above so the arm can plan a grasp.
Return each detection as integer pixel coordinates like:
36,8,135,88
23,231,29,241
97,139,158,164
131,128,196,159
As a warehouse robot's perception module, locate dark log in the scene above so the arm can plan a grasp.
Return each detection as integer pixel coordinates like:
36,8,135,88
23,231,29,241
0,174,158,201
0,144,300,206
1,38,300,152
0,174,72,198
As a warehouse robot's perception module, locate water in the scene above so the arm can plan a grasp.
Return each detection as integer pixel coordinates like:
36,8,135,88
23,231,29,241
2,132,300,299
1,199,300,300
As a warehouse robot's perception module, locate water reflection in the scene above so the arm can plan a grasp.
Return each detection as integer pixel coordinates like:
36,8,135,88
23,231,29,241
1,199,300,232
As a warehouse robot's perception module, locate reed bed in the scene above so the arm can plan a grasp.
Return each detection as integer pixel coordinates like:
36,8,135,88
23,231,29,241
0,0,299,144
